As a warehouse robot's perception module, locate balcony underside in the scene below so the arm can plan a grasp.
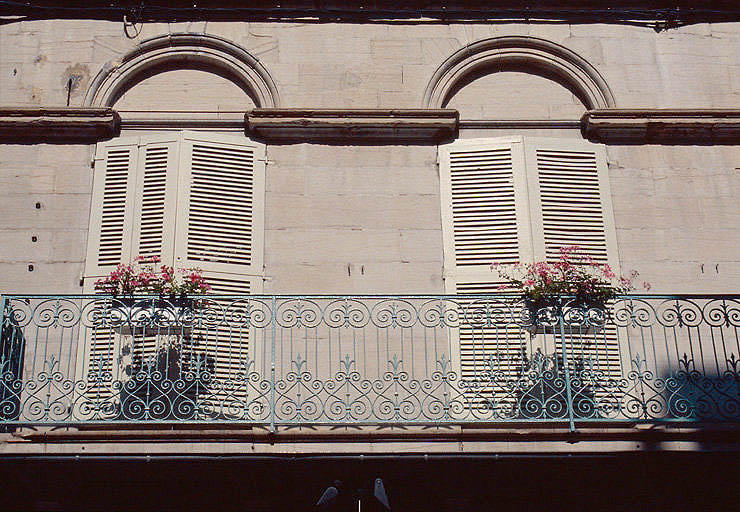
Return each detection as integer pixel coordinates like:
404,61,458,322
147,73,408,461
3,452,739,512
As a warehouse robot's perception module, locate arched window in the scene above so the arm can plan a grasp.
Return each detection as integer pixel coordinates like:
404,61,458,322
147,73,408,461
85,33,280,109
431,38,621,411
78,35,276,416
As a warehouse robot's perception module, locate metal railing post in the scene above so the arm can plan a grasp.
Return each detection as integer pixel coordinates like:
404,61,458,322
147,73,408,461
0,295,6,334
0,295,6,367
557,298,577,433
269,295,277,433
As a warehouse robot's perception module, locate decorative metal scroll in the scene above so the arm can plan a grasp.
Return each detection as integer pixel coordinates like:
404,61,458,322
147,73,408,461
0,295,738,426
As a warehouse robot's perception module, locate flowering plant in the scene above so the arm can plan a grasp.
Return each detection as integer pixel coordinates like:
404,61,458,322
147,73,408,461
94,256,211,296
491,246,649,307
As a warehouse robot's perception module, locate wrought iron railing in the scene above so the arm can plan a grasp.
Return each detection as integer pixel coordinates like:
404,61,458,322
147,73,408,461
0,294,738,429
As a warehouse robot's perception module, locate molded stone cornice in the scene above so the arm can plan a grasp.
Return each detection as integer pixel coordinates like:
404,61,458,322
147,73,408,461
3,107,740,146
0,107,120,143
246,109,459,142
582,109,740,144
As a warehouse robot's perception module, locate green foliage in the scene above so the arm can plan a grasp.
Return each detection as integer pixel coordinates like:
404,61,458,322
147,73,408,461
94,256,211,295
492,245,649,306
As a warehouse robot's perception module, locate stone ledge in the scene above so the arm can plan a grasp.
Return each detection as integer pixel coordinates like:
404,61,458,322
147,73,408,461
0,107,120,143
3,107,739,146
581,109,740,144
246,109,459,143
8,422,739,444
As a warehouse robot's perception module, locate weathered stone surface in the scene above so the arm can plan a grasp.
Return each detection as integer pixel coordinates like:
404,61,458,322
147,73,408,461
0,19,738,297
247,109,458,142
582,110,740,144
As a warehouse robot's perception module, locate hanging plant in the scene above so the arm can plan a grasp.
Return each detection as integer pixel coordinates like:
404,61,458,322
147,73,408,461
94,256,211,297
491,245,650,310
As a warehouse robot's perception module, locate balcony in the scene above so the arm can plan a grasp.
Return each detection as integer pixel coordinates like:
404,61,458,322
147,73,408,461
0,294,738,429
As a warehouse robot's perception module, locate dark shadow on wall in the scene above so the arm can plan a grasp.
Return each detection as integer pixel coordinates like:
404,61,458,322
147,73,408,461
654,358,740,423
0,306,25,429
2,453,740,511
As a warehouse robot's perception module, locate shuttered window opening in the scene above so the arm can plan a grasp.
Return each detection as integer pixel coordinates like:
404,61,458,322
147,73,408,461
82,316,118,409
189,274,261,417
453,290,528,415
80,132,266,419
193,274,253,382
555,308,622,413
440,137,620,418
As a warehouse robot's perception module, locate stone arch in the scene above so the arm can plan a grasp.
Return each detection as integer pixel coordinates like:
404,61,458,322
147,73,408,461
85,33,280,108
423,36,614,111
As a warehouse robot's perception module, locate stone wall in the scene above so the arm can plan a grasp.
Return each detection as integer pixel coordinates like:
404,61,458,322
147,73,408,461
2,22,738,108
0,20,738,294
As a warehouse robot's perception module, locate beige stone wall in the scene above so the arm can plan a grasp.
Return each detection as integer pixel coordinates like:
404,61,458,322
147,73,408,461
447,71,587,119
262,144,443,294
0,20,738,295
1,21,738,109
112,69,257,112
607,145,740,293
0,144,93,293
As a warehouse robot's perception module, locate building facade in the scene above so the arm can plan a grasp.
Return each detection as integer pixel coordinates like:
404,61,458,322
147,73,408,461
1,2,739,510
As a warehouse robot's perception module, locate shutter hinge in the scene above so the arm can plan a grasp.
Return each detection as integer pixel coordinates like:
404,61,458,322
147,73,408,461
258,147,271,164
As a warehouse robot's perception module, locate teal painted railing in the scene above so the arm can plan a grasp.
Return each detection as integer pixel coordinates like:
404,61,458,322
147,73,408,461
0,294,738,429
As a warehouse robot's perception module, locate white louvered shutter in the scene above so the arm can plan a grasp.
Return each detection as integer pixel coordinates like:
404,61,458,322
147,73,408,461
175,132,265,277
80,139,140,411
174,132,265,410
121,136,183,394
439,137,534,291
80,136,178,410
439,138,533,408
84,138,139,279
525,139,618,269
84,135,180,284
524,138,622,389
130,135,180,265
